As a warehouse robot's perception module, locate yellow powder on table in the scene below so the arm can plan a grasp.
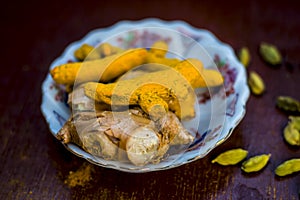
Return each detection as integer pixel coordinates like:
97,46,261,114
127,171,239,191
64,163,94,187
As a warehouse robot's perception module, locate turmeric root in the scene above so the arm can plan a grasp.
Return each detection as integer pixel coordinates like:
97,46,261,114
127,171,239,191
146,40,180,66
74,44,99,61
84,58,223,119
149,40,169,57
74,43,125,61
147,41,224,88
50,48,148,85
84,69,195,119
98,43,124,57
146,52,180,66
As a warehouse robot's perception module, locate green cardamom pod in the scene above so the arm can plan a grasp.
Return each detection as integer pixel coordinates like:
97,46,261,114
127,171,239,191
289,116,300,129
259,42,282,65
283,116,300,146
211,148,248,165
276,96,300,113
275,158,300,176
248,71,265,95
238,47,250,67
284,125,300,146
241,154,271,173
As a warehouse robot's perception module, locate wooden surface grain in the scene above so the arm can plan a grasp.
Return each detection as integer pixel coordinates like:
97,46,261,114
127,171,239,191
1,0,299,199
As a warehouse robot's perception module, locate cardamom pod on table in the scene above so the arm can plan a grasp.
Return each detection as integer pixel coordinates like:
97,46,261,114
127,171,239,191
241,154,271,173
275,158,300,176
248,71,265,95
283,116,300,146
259,42,282,65
276,96,300,113
211,148,248,165
238,47,250,67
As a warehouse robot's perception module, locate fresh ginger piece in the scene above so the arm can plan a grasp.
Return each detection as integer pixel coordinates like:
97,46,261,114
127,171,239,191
50,48,148,85
56,108,194,166
57,85,194,166
126,127,161,166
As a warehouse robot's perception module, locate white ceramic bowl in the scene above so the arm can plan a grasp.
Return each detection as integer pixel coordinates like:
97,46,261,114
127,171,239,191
41,18,250,172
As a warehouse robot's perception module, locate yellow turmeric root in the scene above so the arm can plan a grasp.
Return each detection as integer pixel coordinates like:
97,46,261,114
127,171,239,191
84,71,195,119
98,43,124,57
146,40,180,66
146,53,180,66
173,59,223,88
50,48,148,85
84,59,223,119
149,40,169,57
146,41,224,87
74,44,99,61
74,43,125,61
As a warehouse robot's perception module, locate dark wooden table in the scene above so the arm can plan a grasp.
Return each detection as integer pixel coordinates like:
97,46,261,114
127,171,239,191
1,0,299,199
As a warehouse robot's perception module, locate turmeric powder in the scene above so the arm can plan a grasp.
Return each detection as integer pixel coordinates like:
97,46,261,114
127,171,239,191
64,163,94,187
50,48,148,85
